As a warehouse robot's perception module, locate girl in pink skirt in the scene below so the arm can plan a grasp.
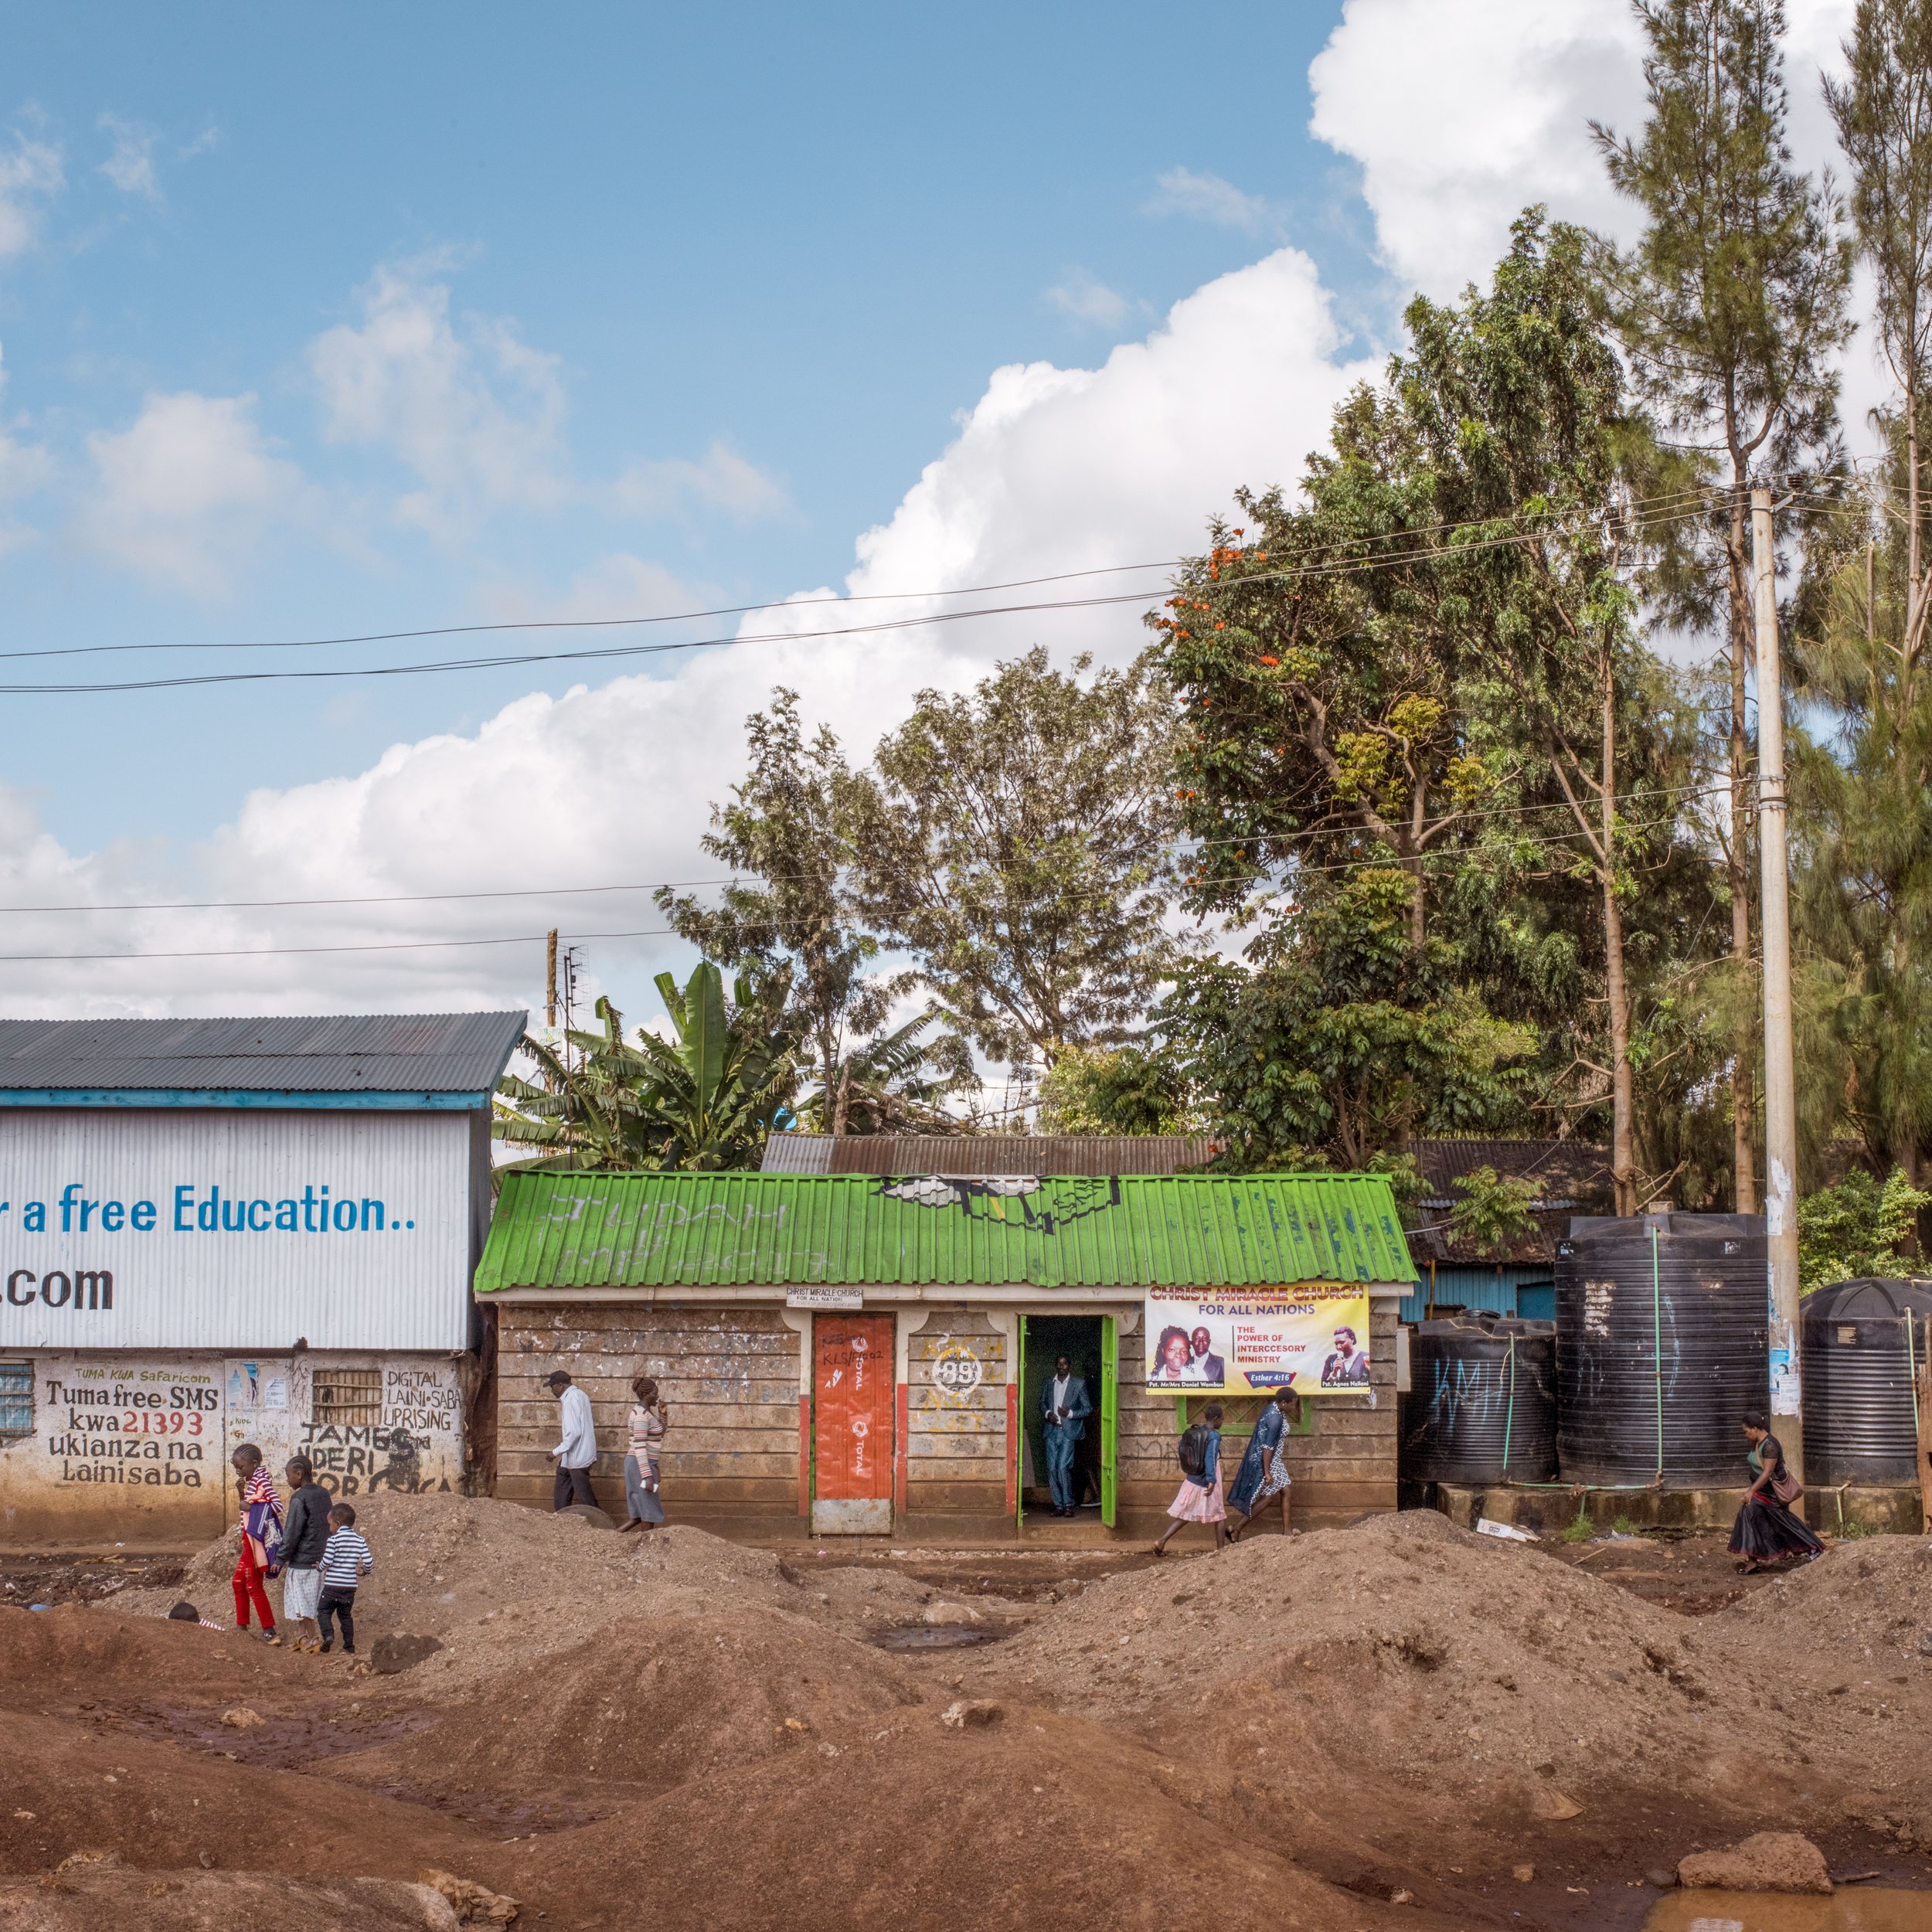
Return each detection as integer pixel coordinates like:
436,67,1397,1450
1152,1403,1226,1556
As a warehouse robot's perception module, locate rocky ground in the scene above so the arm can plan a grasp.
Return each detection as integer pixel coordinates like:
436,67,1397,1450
0,1497,1927,1930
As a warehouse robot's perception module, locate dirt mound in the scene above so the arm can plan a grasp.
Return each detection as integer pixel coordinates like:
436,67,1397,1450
343,1608,925,1802
1717,1536,1932,1663
0,1604,295,1712
115,1495,948,1674
0,1866,458,1931
966,1512,1932,1824
501,1700,1470,1932
0,1708,511,1884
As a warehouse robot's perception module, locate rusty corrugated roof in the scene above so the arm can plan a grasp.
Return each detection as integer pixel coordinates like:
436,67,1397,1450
761,1133,1221,1175
475,1169,1413,1292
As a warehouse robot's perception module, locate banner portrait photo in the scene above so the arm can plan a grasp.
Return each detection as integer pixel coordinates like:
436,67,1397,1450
1143,1283,1372,1394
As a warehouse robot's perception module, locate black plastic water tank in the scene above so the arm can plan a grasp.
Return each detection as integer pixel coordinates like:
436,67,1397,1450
1555,1213,1767,1486
1401,1316,1558,1485
1801,1277,1932,1485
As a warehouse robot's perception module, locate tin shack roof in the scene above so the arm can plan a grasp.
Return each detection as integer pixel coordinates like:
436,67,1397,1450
475,1169,1413,1292
761,1132,1222,1176
0,1011,527,1107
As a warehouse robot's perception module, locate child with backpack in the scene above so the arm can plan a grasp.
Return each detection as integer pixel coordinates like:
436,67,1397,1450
230,1441,284,1644
1151,1402,1227,1556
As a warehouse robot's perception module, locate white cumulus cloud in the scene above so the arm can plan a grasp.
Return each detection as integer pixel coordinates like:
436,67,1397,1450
1310,0,1855,299
309,260,569,537
79,391,304,596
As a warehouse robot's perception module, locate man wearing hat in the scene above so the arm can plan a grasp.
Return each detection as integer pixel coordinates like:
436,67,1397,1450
546,1369,601,1511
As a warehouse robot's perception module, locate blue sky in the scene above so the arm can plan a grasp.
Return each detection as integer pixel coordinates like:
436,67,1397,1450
2,2,1374,855
0,1,1866,1026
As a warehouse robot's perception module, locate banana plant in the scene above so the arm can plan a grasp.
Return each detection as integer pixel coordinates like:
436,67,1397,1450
627,961,798,1169
493,964,798,1174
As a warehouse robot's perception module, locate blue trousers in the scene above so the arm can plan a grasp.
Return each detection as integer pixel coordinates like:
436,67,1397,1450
1045,1425,1079,1510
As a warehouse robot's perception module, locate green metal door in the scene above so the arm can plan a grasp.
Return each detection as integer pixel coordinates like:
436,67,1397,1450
1100,1313,1118,1528
1015,1314,1026,1532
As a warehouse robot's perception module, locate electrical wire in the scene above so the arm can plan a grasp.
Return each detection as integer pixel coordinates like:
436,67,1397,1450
0,927,677,965
0,482,1794,696
0,477,1750,672
0,777,1743,920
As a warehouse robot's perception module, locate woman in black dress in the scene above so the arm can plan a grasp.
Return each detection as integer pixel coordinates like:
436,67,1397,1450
1730,1410,1825,1573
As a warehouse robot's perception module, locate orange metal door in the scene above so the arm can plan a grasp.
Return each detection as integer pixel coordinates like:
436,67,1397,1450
812,1314,894,1533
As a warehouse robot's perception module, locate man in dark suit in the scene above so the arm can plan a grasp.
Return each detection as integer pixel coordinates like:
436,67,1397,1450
1189,1325,1227,1385
1039,1353,1093,1517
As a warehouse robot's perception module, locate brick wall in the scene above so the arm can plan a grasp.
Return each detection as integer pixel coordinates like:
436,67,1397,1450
495,1304,802,1528
903,1311,1009,1532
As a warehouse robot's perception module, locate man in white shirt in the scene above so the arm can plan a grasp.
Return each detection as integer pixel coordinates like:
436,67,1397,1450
546,1369,601,1512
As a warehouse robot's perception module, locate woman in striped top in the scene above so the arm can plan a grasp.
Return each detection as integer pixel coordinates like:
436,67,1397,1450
621,1374,668,1532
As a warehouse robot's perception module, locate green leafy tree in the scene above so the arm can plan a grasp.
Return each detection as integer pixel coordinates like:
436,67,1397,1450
494,964,796,1172
655,689,888,1100
1828,0,1932,662
1771,2,1932,1188
1447,1166,1543,1259
1035,1042,1198,1136
1158,868,1530,1171
493,1001,663,1172
1398,214,1692,1212
1798,1165,1932,1290
1593,0,1853,1210
1164,216,1706,1206
793,1009,976,1137
849,648,1182,1071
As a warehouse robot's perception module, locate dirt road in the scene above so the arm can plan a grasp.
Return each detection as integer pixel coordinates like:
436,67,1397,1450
2,1499,1927,1931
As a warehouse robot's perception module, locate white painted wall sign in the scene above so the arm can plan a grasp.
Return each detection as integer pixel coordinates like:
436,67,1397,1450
0,1110,474,1351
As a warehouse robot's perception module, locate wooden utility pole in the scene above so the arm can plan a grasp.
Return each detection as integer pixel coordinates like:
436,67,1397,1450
545,929,560,1032
1752,488,1802,1478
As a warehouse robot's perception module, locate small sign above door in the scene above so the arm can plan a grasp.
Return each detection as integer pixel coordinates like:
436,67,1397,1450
787,1285,863,1310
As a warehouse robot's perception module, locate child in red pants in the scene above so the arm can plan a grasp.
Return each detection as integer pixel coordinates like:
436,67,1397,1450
230,1442,284,1645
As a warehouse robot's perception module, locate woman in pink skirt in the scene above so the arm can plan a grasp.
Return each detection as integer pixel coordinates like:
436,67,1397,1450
1152,1402,1226,1556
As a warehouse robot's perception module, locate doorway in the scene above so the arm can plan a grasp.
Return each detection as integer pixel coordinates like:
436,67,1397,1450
1018,1313,1117,1529
811,1313,894,1535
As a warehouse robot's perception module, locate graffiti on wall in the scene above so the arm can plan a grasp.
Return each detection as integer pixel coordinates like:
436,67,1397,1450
0,1350,465,1533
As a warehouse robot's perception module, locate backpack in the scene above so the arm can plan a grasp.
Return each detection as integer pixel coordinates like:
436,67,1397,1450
1177,1423,1211,1478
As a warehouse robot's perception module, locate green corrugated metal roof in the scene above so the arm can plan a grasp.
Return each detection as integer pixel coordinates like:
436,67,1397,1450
474,1170,1413,1293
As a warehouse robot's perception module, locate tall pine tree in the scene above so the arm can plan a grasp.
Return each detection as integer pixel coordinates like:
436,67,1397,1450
1593,0,1851,1210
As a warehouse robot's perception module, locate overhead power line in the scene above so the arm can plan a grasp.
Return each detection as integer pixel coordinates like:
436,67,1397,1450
0,777,1739,919
0,481,1839,697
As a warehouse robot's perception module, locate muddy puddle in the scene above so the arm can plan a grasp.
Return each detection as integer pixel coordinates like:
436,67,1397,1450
1643,1889,1932,1932
122,1699,440,1769
871,1623,1008,1651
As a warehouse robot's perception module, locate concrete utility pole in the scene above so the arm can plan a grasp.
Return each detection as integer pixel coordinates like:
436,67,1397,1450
1751,487,1802,1476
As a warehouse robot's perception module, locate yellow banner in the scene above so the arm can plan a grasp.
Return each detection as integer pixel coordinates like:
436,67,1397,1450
1144,1283,1372,1395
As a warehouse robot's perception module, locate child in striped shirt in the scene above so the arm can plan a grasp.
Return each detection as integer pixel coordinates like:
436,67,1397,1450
316,1502,372,1655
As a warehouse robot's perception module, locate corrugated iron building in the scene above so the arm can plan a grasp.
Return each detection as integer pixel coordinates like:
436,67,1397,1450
0,1012,523,1543
478,1167,1413,1540
1402,1138,1613,1322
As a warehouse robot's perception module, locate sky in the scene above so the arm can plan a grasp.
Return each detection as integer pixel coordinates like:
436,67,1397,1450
0,0,1873,1032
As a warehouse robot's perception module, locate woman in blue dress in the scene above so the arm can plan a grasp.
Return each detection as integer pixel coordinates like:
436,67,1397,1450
1227,1386,1301,1541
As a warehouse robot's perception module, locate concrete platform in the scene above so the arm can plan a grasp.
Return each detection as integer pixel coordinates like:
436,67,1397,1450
1427,1480,1925,1536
